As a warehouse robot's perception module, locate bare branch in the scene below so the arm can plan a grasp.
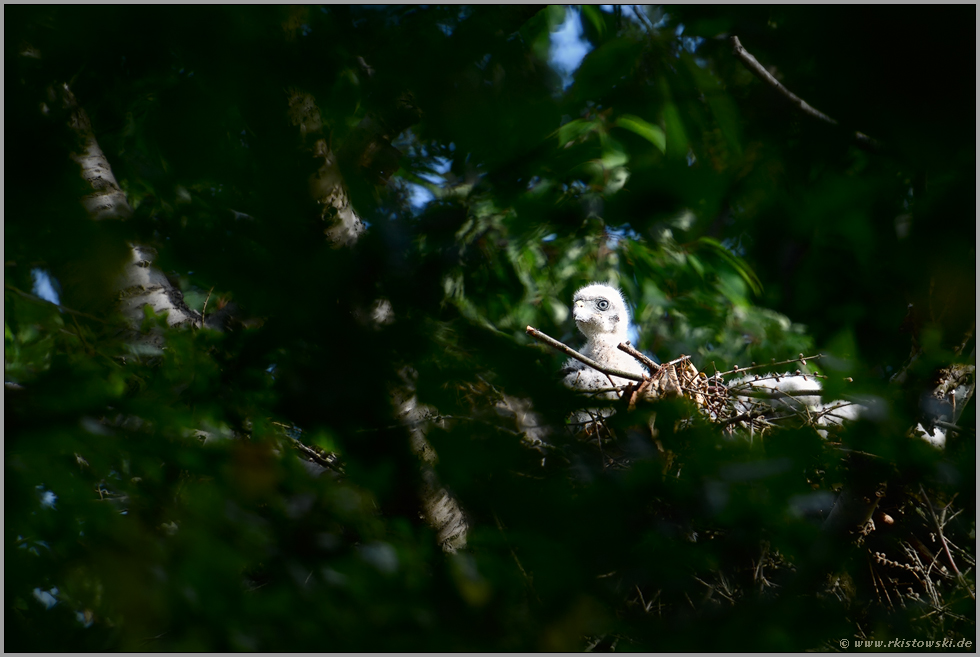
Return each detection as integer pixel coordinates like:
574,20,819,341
200,286,215,329
525,325,646,382
716,353,825,378
726,387,824,400
919,485,976,600
5,283,111,324
730,36,879,153
617,341,661,373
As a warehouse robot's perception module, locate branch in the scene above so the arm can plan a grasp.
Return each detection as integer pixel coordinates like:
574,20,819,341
617,341,661,373
726,387,824,400
6,283,110,325
919,485,976,600
525,326,645,382
730,36,879,153
716,353,825,378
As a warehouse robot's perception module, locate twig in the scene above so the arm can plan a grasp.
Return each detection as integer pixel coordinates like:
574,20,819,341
693,575,735,605
492,510,541,605
719,408,767,429
726,387,824,400
67,314,90,351
287,436,345,475
660,353,693,369
355,413,526,438
526,325,645,382
730,36,879,153
617,341,661,372
631,5,656,35
5,283,111,325
934,419,971,435
948,363,975,428
716,353,824,377
139,631,169,647
200,286,215,328
919,485,975,600
953,322,974,357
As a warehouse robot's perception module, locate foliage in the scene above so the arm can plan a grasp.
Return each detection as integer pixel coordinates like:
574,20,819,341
6,5,975,651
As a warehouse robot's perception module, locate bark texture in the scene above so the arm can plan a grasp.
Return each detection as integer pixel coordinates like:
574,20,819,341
56,83,200,341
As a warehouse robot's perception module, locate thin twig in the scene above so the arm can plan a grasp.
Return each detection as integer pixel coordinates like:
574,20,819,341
919,485,975,600
617,342,661,370
726,387,824,400
953,322,974,357
934,420,970,435
200,286,215,328
719,408,767,429
5,283,111,324
660,353,693,369
526,325,646,382
730,36,879,153
492,510,541,604
631,5,656,35
716,353,824,377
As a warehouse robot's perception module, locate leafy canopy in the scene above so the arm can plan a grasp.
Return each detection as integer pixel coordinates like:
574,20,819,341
6,5,975,651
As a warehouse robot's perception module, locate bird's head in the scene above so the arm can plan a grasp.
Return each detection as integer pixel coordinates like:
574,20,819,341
572,283,630,340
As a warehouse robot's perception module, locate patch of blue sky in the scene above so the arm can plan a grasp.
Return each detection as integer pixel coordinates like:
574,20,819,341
721,236,747,258
33,587,59,610
674,23,705,63
682,35,705,54
39,490,57,509
408,155,453,211
601,5,668,31
437,6,471,35
419,155,453,184
36,484,57,509
406,184,436,211
600,5,645,24
549,7,593,90
606,224,642,247
31,268,61,306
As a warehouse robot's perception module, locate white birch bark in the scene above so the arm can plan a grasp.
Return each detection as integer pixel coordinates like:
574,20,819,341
56,83,201,342
289,88,468,552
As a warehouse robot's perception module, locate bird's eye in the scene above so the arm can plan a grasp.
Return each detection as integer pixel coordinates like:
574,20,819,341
596,299,609,311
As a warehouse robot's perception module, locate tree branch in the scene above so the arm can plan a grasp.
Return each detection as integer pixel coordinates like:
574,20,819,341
730,36,879,153
919,485,976,600
617,341,661,373
525,326,646,382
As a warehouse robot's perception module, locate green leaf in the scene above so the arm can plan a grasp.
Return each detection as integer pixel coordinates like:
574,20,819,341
600,135,629,169
659,77,689,160
580,4,606,40
556,118,600,147
615,114,666,154
688,253,705,278
696,237,763,296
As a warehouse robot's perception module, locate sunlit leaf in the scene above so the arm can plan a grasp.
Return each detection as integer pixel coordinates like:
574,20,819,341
556,118,601,147
615,114,666,153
